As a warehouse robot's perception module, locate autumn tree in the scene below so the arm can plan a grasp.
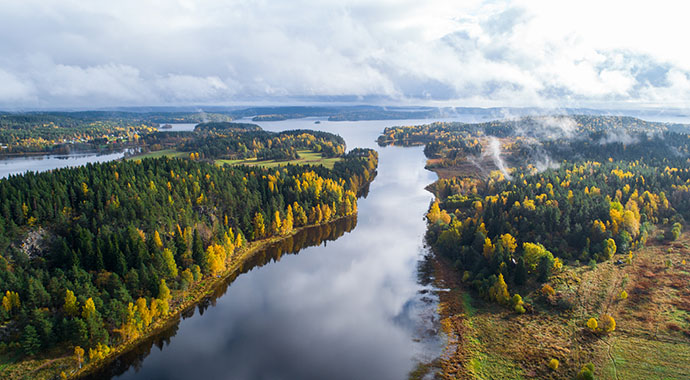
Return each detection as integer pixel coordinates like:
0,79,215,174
602,238,617,260
499,233,517,254
157,279,171,316
161,248,178,278
74,346,85,368
271,211,282,236
427,200,442,224
81,298,96,320
2,290,20,315
489,274,510,305
482,237,495,259
253,212,266,240
64,289,79,317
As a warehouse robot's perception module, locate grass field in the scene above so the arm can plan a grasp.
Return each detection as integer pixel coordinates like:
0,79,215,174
217,150,341,169
126,149,187,161
434,229,690,380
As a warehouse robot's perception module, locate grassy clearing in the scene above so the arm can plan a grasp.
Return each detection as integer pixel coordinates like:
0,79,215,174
126,149,186,161
432,231,690,380
217,150,341,169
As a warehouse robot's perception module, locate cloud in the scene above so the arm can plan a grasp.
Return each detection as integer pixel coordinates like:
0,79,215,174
0,69,34,103
0,0,689,108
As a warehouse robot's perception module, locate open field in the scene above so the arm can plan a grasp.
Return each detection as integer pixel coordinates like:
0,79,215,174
434,230,690,379
217,150,341,169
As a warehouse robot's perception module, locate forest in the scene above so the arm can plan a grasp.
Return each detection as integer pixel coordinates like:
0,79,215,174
0,112,232,155
380,115,690,379
0,123,377,378
381,115,690,302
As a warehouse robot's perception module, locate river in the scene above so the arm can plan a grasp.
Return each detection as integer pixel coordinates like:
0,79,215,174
6,114,678,379
82,116,483,380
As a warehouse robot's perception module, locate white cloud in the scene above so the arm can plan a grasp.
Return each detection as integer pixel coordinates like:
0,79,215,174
0,0,689,108
0,69,34,103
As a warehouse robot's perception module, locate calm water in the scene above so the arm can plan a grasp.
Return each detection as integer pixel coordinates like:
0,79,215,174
89,117,460,380
0,151,126,179
6,113,683,379
157,123,197,132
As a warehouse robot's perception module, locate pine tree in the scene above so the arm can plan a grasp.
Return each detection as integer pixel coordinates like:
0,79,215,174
22,325,41,356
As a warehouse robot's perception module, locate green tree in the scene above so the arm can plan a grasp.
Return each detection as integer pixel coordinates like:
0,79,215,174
22,325,41,356
161,248,178,278
192,229,207,273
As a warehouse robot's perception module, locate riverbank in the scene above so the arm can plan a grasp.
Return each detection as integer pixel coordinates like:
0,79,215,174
73,213,359,380
1,214,357,380
429,230,690,379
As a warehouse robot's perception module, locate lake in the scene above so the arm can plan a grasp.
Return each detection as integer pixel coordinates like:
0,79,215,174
0,151,126,179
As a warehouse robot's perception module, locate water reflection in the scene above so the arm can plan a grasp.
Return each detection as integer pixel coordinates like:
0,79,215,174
89,143,441,380
0,151,126,179
83,216,358,380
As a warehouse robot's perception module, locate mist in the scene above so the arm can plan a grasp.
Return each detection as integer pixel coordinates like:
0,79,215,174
485,137,513,180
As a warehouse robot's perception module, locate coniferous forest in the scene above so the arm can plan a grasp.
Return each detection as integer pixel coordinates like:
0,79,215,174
0,122,377,376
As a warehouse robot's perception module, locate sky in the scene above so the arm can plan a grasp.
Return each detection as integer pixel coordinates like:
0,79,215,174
1,0,689,110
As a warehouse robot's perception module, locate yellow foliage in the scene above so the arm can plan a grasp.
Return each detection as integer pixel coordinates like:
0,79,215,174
427,200,442,224
2,290,20,313
541,284,555,296
489,274,510,305
74,346,85,368
81,297,96,319
153,231,164,248
500,233,517,254
587,317,598,331
549,359,559,370
64,289,79,317
482,237,494,259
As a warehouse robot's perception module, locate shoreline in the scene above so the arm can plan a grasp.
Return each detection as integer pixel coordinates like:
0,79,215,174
67,214,357,380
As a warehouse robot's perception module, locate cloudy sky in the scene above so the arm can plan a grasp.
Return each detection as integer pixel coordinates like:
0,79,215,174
1,0,689,109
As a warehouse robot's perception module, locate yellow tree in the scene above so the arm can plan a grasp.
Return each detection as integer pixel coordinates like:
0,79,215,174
293,202,308,226
153,231,164,248
207,245,226,277
136,298,153,328
161,248,178,278
81,298,96,320
586,317,598,331
281,205,294,235
489,274,510,305
500,233,517,254
114,302,140,341
64,289,79,317
427,201,441,223
2,290,20,314
482,237,495,259
322,204,332,221
271,211,282,235
74,346,85,368
253,212,265,239
158,279,171,316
